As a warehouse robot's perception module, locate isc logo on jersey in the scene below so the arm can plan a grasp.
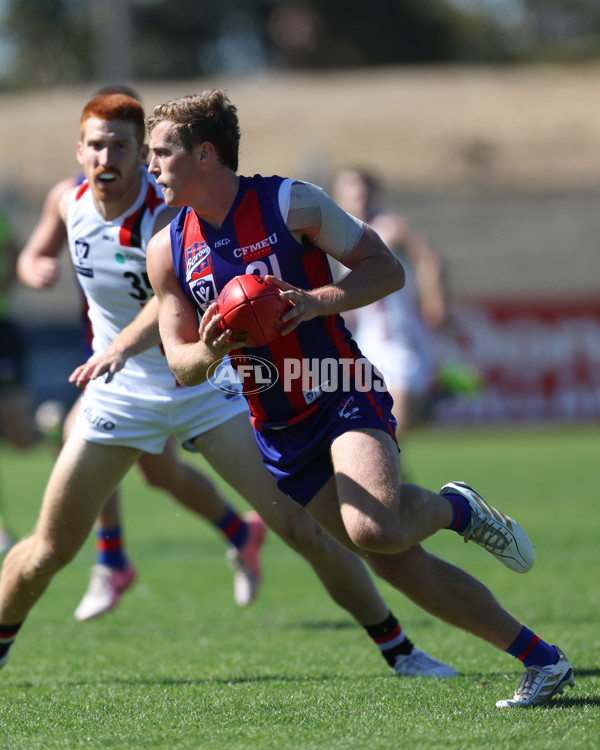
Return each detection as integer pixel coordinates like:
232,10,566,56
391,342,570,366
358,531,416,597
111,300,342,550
74,238,93,278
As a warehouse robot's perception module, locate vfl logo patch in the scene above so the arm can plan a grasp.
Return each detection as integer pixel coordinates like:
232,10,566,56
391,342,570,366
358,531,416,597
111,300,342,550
190,273,217,312
74,238,93,278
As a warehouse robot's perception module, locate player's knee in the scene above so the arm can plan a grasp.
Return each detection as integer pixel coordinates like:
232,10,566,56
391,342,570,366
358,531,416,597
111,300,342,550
344,517,412,554
275,512,324,555
27,538,77,577
368,553,418,587
137,462,173,491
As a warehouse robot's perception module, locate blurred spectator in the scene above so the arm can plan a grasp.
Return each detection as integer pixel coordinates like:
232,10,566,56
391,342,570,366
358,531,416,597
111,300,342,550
0,207,39,553
332,167,446,440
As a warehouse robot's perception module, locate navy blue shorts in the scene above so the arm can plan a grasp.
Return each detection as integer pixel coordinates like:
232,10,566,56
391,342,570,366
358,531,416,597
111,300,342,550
253,383,398,506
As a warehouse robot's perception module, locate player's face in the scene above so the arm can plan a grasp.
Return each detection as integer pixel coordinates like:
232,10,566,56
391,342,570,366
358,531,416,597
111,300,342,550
77,117,147,207
148,120,199,208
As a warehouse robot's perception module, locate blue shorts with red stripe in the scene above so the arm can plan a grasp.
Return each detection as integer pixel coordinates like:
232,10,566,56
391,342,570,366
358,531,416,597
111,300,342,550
253,381,398,506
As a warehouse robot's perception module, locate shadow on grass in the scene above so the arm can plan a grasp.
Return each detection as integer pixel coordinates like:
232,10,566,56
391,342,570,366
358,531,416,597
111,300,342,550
4,674,597,710
2,673,364,690
6,668,598,702
291,617,437,632
571,667,600,678
291,620,355,631
545,696,600,708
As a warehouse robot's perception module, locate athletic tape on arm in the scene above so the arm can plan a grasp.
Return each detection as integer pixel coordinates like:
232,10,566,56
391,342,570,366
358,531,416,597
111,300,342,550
281,180,365,263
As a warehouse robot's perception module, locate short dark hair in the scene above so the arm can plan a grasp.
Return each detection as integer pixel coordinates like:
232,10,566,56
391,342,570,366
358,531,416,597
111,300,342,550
147,89,240,171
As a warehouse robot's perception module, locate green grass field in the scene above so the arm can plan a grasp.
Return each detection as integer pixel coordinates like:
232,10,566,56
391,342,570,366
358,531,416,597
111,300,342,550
0,425,598,749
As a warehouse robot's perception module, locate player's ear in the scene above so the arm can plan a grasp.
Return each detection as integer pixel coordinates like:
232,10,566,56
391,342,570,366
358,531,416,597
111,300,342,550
76,141,84,165
140,143,149,163
195,141,215,164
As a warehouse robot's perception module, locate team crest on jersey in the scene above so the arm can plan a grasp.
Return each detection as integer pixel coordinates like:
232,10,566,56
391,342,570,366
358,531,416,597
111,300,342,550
190,273,217,311
184,241,211,282
74,238,93,278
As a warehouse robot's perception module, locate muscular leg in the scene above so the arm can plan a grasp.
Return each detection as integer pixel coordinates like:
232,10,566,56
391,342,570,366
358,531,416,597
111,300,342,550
63,394,123,537
96,491,121,528
0,436,141,624
88,437,228,551
192,414,389,626
75,432,266,617
329,428,452,553
306,473,521,651
136,436,229,523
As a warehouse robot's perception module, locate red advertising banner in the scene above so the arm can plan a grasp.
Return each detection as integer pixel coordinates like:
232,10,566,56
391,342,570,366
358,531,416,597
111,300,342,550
435,300,600,424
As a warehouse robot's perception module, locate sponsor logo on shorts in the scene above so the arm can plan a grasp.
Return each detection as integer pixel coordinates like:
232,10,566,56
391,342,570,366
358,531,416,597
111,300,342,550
337,395,360,419
82,406,116,431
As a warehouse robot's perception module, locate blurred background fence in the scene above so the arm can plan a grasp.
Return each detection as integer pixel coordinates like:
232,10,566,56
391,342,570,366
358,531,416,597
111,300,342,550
1,1,599,422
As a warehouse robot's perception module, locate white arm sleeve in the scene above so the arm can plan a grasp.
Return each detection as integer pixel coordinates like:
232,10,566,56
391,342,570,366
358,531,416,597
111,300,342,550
279,180,365,263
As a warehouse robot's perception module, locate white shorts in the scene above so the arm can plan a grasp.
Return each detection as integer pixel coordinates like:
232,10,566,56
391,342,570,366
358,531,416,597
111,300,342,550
71,379,248,454
359,341,435,395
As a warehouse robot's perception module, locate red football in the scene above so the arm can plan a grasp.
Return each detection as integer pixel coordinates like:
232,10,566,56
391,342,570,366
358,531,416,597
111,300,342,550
215,274,288,348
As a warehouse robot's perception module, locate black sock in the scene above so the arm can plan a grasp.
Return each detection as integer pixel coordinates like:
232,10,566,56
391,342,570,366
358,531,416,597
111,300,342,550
365,612,413,667
0,622,23,661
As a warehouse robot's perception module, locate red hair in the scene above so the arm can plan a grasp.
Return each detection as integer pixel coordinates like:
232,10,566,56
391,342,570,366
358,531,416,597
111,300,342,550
80,94,146,146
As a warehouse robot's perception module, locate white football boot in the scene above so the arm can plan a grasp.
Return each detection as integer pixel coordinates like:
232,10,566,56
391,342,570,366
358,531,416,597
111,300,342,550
393,649,457,678
74,562,137,622
226,511,267,606
496,647,574,707
441,481,534,572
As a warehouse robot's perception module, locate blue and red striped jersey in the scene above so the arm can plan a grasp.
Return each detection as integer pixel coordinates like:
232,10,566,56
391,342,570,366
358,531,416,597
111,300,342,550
171,174,362,430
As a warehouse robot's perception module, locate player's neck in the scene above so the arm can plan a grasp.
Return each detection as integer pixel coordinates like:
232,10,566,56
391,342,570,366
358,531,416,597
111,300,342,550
192,172,240,229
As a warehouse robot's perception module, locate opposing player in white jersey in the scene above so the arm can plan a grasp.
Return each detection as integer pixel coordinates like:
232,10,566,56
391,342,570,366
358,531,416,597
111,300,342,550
18,148,266,617
332,168,445,438
0,92,456,678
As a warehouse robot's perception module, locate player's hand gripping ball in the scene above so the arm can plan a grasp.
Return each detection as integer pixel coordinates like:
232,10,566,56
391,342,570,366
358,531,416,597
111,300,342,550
215,274,289,347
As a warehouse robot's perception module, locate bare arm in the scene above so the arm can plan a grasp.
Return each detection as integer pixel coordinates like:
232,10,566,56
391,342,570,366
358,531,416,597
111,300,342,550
17,177,76,289
407,231,446,328
147,225,238,387
270,182,406,334
371,210,446,328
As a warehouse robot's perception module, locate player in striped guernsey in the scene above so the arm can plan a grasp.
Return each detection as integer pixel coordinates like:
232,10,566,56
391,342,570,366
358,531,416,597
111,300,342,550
146,89,573,708
0,92,458,681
